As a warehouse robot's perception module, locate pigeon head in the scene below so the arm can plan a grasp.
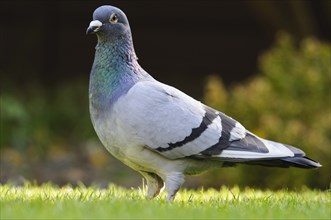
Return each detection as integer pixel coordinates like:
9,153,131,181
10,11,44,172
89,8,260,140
87,5,131,42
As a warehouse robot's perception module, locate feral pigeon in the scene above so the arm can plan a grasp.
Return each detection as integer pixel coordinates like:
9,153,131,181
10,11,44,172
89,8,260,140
87,5,321,200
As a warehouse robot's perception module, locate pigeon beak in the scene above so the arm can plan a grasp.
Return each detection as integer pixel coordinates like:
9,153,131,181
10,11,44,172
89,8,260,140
86,20,103,34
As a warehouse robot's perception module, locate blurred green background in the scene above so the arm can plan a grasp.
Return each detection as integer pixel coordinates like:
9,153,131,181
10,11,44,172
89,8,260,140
1,0,330,190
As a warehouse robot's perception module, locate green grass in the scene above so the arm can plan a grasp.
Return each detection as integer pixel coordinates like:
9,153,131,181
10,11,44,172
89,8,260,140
0,183,330,219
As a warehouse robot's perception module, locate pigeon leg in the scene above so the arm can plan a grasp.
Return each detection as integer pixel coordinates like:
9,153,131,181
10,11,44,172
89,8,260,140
164,172,185,201
139,171,164,199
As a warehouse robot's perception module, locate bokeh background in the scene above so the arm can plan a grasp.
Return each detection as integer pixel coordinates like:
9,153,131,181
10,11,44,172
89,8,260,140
1,0,330,190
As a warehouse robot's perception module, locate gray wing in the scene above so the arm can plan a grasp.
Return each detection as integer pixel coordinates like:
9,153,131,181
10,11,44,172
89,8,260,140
116,80,294,160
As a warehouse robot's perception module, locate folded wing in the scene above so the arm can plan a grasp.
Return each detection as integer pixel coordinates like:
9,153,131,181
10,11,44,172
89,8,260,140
117,80,319,168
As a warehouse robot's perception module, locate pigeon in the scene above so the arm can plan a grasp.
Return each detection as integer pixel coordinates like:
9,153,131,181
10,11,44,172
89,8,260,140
86,5,321,200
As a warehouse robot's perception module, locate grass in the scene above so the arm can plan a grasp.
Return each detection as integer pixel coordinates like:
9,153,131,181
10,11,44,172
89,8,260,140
0,183,330,219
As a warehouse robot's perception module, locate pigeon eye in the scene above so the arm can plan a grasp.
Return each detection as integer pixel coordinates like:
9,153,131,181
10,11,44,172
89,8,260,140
109,14,118,24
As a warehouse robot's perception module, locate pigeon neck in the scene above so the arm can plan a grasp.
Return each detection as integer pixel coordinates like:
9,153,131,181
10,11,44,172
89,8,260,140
89,36,145,112
96,35,138,65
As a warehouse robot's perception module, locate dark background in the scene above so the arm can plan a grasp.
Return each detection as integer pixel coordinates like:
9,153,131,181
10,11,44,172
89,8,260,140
1,0,330,97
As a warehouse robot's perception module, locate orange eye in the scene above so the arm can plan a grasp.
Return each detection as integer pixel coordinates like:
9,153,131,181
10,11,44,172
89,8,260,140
109,14,118,24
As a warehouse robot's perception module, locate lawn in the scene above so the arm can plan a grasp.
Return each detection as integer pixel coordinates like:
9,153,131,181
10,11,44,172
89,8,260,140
0,183,330,219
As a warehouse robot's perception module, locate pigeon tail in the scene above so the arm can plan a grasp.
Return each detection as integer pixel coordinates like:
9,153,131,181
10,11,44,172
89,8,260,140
196,132,322,169
220,141,322,168
221,155,322,168
236,156,321,169
280,156,322,168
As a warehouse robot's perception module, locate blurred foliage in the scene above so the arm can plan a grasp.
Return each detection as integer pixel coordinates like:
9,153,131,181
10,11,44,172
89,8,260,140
1,80,93,153
0,33,330,189
203,32,330,189
0,79,140,187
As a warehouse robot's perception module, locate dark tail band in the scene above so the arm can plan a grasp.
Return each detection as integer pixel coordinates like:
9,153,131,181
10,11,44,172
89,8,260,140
239,156,322,169
280,156,322,168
